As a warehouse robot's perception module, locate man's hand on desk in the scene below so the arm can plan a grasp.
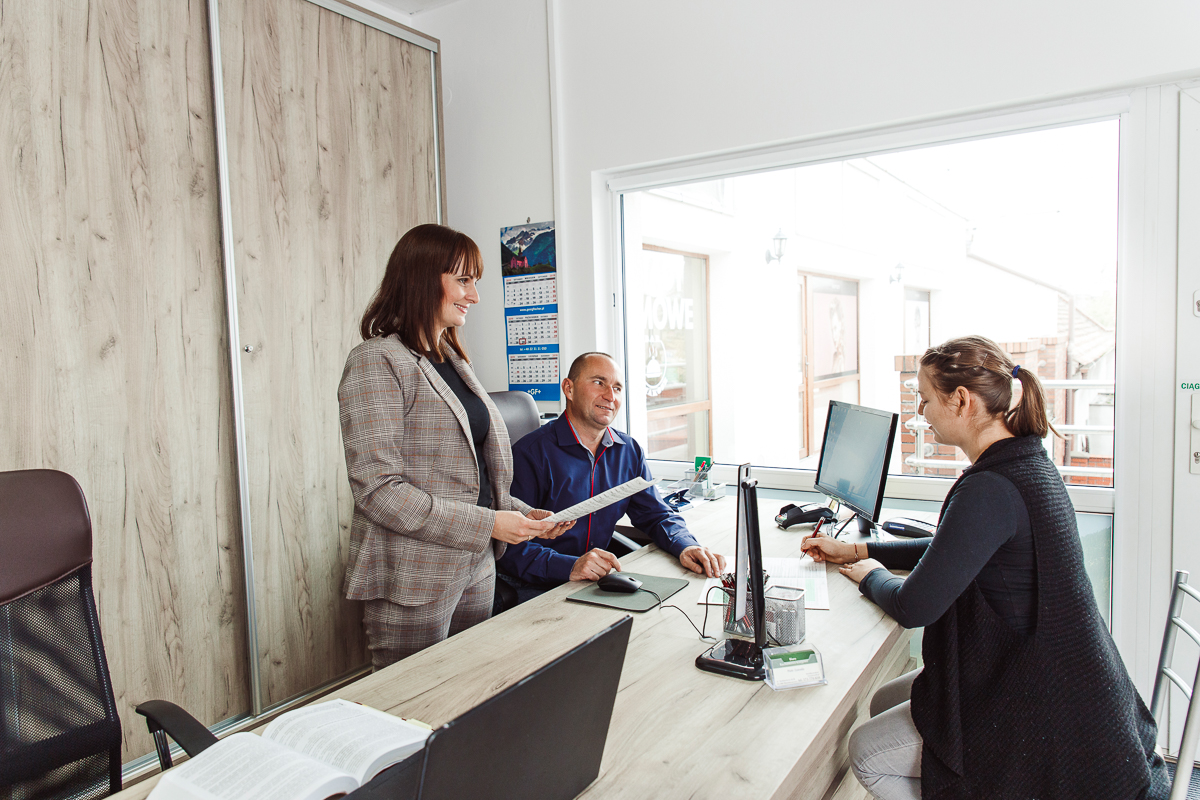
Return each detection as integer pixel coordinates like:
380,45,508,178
679,546,726,578
571,548,622,581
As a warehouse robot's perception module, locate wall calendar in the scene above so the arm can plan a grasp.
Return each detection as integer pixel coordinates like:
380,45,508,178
501,221,560,401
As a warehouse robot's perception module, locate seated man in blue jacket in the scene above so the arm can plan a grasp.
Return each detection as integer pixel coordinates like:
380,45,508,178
497,351,726,604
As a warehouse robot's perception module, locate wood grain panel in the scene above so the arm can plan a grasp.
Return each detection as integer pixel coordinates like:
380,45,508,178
0,0,249,759
217,0,440,706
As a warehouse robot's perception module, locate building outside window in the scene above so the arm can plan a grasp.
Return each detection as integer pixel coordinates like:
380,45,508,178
640,246,711,461
806,276,860,465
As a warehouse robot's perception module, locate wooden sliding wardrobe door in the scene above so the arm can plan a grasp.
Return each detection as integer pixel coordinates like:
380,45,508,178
0,0,248,758
218,0,441,705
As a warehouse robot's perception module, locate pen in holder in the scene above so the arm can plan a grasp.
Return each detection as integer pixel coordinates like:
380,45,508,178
720,586,806,646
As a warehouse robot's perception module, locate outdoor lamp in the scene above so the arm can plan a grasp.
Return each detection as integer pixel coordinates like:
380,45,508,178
765,229,787,263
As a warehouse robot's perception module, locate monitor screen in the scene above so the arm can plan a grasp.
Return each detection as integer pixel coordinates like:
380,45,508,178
814,401,899,523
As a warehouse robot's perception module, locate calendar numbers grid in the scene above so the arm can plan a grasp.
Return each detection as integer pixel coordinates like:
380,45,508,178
506,313,559,347
508,353,560,385
504,274,558,307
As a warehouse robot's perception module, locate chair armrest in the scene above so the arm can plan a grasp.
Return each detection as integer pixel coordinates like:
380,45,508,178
136,700,219,770
613,524,652,547
611,530,645,555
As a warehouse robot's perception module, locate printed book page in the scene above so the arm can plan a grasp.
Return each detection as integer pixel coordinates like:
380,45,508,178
263,699,430,784
147,700,430,800
147,733,357,800
544,477,659,523
699,555,831,610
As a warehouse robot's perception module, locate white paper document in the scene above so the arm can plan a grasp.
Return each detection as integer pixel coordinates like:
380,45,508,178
544,477,659,523
699,556,831,611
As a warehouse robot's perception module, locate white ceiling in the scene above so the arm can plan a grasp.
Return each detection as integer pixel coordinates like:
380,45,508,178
372,0,462,14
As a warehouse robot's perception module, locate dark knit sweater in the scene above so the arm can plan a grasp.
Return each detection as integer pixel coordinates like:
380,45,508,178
862,472,1035,634
906,436,1168,800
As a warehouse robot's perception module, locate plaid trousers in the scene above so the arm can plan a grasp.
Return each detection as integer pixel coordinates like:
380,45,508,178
363,548,496,669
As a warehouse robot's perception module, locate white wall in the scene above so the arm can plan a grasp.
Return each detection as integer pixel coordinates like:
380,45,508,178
413,0,1200,382
553,0,1200,359
410,0,556,393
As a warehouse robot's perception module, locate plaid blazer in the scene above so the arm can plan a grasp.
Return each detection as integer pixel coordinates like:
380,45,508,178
338,335,532,605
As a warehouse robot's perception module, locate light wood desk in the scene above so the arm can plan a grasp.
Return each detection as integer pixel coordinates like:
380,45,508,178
112,497,912,800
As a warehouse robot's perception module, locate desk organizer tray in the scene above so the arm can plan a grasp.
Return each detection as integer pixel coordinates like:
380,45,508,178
565,573,689,612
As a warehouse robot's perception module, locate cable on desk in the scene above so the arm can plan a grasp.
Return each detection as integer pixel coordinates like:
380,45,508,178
831,514,856,539
639,587,719,642
640,586,786,648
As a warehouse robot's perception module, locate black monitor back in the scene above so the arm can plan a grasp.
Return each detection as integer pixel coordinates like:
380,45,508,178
417,615,631,799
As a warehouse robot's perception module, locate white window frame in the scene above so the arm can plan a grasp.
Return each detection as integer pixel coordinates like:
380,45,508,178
602,86,1189,694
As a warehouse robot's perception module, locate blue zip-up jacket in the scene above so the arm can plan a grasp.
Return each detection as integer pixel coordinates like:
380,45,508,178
497,414,698,585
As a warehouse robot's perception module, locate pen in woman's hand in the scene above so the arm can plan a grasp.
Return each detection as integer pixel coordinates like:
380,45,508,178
805,517,826,544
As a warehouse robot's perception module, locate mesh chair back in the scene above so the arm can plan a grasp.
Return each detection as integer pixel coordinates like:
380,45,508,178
0,470,121,799
1152,570,1200,800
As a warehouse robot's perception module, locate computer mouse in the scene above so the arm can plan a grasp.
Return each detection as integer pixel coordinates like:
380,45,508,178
596,572,643,593
776,503,838,530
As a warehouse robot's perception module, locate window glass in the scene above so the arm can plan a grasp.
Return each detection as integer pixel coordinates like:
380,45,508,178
639,247,711,461
621,120,1119,487
810,278,858,381
904,288,931,354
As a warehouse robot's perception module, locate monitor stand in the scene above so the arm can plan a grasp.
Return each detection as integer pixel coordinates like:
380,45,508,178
855,513,876,537
695,638,766,681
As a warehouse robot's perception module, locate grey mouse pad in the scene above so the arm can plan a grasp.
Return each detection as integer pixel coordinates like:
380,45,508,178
565,572,690,612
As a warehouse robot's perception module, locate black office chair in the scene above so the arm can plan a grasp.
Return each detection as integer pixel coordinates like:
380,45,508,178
488,392,543,615
1151,569,1200,800
0,469,216,799
488,390,542,446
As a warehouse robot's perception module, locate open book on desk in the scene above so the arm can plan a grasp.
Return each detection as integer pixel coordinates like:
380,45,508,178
148,699,430,800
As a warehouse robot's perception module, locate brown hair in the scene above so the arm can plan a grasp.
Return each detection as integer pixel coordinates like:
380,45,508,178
919,335,1059,439
566,352,617,382
359,224,484,362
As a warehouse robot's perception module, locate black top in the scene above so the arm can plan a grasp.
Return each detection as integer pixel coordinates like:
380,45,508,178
431,360,493,509
860,471,1035,634
897,436,1167,800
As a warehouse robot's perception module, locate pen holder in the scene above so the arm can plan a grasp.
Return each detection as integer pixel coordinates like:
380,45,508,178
721,587,805,646
667,471,724,501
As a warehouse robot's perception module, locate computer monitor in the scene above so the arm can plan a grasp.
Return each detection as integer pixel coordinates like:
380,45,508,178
695,466,767,681
814,401,899,537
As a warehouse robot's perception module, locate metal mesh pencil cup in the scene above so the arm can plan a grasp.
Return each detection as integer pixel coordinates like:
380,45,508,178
721,587,805,646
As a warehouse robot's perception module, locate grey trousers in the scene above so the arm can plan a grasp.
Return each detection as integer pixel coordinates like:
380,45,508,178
849,668,923,800
363,551,496,669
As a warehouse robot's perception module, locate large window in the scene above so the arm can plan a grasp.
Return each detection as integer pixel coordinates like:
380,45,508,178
620,121,1120,487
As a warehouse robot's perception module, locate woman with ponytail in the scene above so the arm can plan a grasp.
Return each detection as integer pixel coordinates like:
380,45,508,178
802,335,1167,800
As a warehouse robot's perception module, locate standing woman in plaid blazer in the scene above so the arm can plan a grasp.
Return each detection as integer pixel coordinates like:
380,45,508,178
338,224,571,668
